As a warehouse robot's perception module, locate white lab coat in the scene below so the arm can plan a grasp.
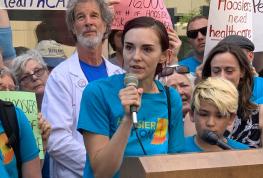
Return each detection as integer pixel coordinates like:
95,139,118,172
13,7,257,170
41,52,123,178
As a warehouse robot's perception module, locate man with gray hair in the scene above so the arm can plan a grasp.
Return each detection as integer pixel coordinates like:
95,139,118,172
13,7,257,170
41,0,122,177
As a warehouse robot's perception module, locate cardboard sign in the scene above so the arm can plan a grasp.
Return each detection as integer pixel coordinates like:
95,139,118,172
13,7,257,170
0,0,67,10
112,0,173,30
204,0,263,58
0,91,44,159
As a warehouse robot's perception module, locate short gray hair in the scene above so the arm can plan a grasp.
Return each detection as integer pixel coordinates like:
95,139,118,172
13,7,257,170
0,66,17,87
12,49,47,82
66,0,113,41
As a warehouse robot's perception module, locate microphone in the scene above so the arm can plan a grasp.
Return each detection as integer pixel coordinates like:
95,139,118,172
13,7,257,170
124,73,139,127
201,130,233,150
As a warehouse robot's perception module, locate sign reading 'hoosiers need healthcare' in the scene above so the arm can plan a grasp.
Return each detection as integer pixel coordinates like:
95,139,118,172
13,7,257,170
204,0,263,58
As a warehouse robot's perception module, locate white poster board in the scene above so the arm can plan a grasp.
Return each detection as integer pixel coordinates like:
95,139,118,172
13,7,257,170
204,0,254,58
0,0,67,10
205,0,263,59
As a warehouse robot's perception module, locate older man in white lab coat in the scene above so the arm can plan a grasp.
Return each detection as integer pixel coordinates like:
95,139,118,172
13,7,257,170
41,0,123,178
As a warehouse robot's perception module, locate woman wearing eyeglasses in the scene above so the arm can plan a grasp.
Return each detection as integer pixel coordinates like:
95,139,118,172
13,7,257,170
12,49,51,176
12,49,49,103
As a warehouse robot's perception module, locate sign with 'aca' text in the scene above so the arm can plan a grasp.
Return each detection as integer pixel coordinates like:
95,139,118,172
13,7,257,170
204,0,263,57
0,91,44,159
0,0,67,10
111,0,173,30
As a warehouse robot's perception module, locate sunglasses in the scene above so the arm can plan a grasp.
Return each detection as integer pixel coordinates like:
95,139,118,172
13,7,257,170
187,26,207,39
158,65,190,77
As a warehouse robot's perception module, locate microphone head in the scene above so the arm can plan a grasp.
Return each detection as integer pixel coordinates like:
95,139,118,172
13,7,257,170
201,130,219,145
124,73,138,87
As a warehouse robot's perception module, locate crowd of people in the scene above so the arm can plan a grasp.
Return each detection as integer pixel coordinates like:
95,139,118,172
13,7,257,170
0,0,263,178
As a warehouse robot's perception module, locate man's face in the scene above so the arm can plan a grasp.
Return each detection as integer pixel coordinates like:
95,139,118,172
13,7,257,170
187,18,208,58
72,1,106,48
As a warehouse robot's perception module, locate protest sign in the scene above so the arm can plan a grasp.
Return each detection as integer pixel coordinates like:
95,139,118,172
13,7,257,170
0,91,44,159
252,0,263,52
0,0,67,10
111,0,173,30
204,0,263,58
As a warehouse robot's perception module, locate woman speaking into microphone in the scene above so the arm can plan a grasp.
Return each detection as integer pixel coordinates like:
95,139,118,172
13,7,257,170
77,16,184,178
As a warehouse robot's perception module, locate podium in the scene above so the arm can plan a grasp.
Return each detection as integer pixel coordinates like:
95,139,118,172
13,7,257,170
120,149,263,178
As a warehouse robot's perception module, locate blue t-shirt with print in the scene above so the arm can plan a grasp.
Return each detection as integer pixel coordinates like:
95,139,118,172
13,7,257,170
183,135,249,153
252,76,263,104
77,74,185,178
0,107,39,178
79,59,108,82
179,56,201,74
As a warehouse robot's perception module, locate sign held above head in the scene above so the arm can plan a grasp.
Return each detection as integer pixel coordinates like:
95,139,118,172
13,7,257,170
111,0,173,30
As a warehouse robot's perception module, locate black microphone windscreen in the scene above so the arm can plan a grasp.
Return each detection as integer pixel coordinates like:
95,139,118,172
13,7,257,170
201,130,219,145
124,73,138,87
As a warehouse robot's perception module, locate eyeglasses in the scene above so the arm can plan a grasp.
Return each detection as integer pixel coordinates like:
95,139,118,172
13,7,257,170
187,26,207,39
158,65,190,77
19,68,46,84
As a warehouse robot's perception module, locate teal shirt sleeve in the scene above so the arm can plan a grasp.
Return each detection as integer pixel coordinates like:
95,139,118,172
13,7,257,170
0,27,16,60
168,87,185,153
77,81,110,136
16,107,39,163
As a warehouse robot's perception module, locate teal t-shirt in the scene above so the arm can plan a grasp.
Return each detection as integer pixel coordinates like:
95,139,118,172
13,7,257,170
78,74,185,178
0,107,39,178
0,161,9,178
183,135,249,152
252,76,263,104
179,56,201,74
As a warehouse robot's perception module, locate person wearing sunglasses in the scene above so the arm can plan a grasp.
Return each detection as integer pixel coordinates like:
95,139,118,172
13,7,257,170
179,15,208,74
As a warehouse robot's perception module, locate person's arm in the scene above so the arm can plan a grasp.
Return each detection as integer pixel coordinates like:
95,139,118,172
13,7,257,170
0,9,10,27
83,117,132,178
79,83,143,178
38,112,51,168
16,108,41,177
167,28,182,65
41,70,86,176
0,9,16,64
38,112,51,153
22,157,42,178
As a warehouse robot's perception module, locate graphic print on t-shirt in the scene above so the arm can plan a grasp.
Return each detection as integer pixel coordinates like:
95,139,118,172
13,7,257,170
151,118,168,145
0,133,14,164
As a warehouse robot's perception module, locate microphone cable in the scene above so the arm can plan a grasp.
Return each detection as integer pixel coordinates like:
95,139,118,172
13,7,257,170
133,123,147,155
